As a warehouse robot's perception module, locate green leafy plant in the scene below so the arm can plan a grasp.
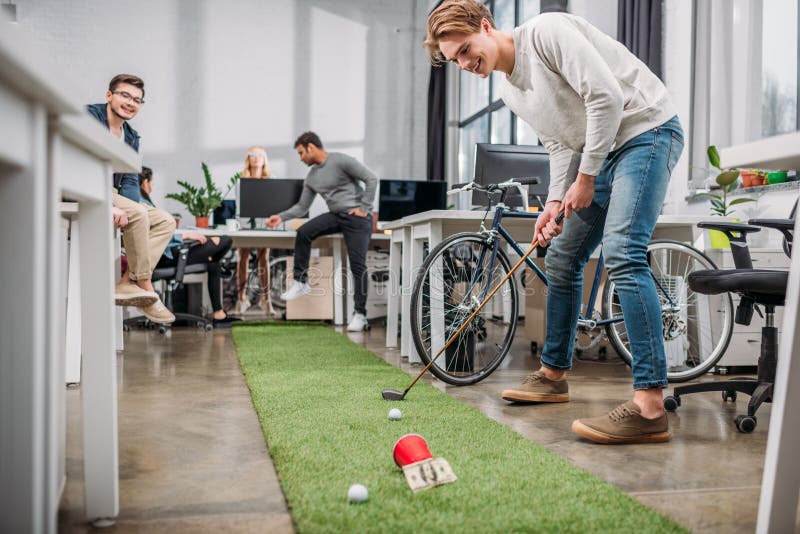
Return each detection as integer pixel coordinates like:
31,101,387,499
166,163,240,217
693,146,755,216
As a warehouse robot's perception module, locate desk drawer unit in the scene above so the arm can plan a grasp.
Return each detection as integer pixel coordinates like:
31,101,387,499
285,257,334,320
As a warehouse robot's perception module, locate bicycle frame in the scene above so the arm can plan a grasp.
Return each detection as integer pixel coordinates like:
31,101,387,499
470,206,677,328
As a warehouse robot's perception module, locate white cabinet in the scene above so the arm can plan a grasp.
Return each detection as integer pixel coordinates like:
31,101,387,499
365,250,389,320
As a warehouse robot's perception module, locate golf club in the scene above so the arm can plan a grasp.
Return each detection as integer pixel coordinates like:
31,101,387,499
382,212,565,401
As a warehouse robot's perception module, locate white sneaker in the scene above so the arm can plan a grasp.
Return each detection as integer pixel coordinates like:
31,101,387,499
236,297,250,315
281,280,310,301
347,313,368,332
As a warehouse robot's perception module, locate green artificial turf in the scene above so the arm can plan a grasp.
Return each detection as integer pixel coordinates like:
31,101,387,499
233,322,685,533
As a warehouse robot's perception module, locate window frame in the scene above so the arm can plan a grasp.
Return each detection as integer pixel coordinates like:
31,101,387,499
456,0,526,181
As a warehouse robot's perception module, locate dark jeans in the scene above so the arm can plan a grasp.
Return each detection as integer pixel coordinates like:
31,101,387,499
157,235,233,312
293,212,372,315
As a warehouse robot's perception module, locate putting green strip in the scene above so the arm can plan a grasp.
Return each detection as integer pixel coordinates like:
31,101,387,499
233,323,685,533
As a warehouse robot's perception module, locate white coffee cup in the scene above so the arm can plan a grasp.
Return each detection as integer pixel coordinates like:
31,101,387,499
226,218,241,232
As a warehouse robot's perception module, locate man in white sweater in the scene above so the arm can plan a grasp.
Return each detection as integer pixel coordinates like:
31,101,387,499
425,1,684,444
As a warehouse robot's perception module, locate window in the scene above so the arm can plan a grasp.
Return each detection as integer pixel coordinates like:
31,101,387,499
491,108,512,144
761,0,798,138
689,0,800,188
456,0,546,182
698,0,799,145
459,115,489,182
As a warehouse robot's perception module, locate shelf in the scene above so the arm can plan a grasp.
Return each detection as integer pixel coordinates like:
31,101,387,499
719,131,800,171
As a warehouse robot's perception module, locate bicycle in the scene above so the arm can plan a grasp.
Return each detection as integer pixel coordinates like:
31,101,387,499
409,180,734,386
223,249,291,316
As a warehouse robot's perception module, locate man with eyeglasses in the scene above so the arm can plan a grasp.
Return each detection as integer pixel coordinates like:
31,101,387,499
86,74,176,324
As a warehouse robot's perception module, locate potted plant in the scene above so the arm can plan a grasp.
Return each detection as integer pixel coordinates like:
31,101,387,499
693,146,756,248
767,170,789,184
166,163,240,228
740,169,767,188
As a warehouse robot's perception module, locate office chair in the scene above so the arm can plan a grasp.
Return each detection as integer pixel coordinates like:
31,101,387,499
663,212,795,433
123,239,214,334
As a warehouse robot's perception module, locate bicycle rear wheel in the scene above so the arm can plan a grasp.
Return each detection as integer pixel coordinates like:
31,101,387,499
602,240,734,382
269,255,289,310
410,232,518,385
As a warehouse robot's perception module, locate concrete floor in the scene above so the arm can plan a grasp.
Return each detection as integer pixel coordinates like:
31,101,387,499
58,329,293,533
59,321,791,533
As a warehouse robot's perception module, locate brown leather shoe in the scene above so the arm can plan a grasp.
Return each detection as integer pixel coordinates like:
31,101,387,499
501,370,569,403
572,401,670,444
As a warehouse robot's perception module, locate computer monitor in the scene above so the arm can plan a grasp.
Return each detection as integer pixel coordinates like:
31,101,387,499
378,179,447,222
212,199,236,226
238,178,304,219
473,143,550,208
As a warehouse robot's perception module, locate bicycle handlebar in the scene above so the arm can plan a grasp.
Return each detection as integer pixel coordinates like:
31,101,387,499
447,177,541,196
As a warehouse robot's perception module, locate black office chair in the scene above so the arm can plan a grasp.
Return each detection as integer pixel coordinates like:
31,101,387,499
663,214,794,433
123,239,214,334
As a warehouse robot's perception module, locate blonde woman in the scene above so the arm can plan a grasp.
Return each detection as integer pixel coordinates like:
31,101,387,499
236,146,276,315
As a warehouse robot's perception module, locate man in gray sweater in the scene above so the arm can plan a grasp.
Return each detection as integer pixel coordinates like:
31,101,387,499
266,131,377,332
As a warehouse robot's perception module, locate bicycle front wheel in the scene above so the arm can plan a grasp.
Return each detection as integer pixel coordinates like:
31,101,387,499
410,232,518,385
602,240,734,382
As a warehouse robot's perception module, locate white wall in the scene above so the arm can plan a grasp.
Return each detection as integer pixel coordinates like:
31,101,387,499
14,0,428,217
569,0,618,38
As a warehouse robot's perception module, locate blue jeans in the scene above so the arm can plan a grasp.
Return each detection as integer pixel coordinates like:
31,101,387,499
540,116,684,389
117,175,141,203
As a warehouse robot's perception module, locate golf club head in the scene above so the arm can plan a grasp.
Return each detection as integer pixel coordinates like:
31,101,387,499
381,388,405,401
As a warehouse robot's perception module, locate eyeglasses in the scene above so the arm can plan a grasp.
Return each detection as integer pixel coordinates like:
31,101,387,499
112,91,145,105
247,152,264,159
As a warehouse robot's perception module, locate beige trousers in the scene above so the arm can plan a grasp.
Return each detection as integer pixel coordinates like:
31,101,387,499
113,192,176,280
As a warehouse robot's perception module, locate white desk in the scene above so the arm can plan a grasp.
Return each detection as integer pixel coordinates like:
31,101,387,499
56,115,141,527
383,210,540,363
755,202,800,530
0,21,141,530
196,228,389,324
384,211,718,363
383,220,409,352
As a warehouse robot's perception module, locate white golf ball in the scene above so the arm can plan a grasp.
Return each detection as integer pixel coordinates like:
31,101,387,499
388,408,402,421
347,483,368,503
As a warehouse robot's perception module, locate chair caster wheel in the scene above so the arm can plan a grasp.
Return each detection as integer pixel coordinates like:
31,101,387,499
722,390,737,403
123,324,131,332
663,396,680,411
531,342,538,356
158,326,168,334
735,415,757,433
205,323,213,331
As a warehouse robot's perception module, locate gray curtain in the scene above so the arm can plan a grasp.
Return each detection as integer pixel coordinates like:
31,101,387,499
617,0,662,79
426,65,446,182
541,0,568,14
